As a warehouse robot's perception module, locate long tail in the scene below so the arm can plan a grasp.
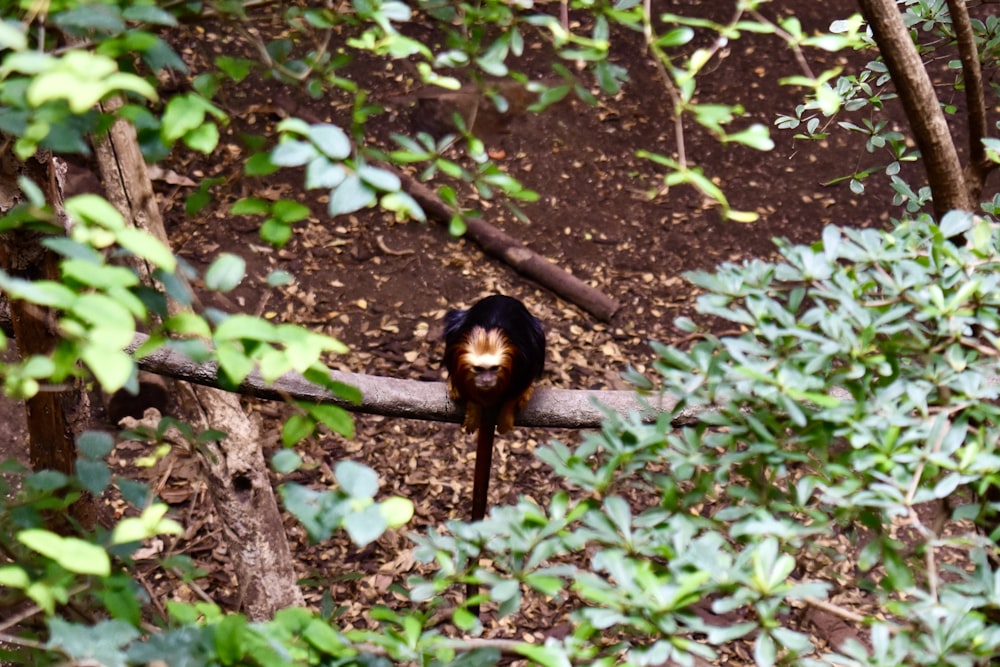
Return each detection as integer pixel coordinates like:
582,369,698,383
467,408,498,615
471,410,497,522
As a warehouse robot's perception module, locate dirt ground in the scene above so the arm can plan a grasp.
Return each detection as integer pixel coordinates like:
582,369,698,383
0,0,965,658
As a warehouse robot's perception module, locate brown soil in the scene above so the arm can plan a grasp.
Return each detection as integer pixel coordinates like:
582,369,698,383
0,0,946,660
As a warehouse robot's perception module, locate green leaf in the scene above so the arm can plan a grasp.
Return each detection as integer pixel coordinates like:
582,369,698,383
335,460,378,499
77,431,114,459
18,529,111,576
0,565,29,589
380,191,425,221
161,94,210,142
0,21,28,51
326,379,361,402
343,504,386,546
21,354,55,380
76,459,111,494
27,52,157,112
307,403,354,438
53,4,125,33
525,573,565,596
753,632,777,667
281,414,315,446
26,470,70,492
271,139,318,167
183,121,219,153
656,27,694,47
329,174,376,216
267,270,294,287
356,164,401,192
165,312,211,337
0,276,75,308
276,117,312,136
515,641,571,667
261,218,293,246
306,157,347,189
62,260,138,289
215,340,255,386
215,55,253,82
123,4,178,25
65,194,125,230
308,123,351,159
302,618,346,653
81,345,134,392
71,293,135,342
110,504,183,544
204,253,246,292
273,199,311,223
214,314,275,342
116,228,176,271
725,124,774,150
939,209,973,237
603,496,632,540
452,606,479,632
379,496,414,528
48,618,140,666
231,197,271,215
245,152,279,176
272,449,303,473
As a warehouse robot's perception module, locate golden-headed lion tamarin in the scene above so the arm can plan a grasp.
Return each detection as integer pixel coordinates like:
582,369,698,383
444,294,545,614
444,294,545,522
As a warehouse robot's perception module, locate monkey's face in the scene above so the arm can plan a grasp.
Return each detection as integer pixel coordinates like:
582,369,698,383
457,327,512,402
471,361,502,391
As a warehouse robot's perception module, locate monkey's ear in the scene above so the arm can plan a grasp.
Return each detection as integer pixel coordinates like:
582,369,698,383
443,308,469,342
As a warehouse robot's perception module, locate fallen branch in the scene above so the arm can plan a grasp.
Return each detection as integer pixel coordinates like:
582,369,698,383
390,166,621,323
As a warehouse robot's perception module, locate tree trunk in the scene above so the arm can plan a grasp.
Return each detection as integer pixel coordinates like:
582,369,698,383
93,98,305,618
0,149,100,528
945,0,998,204
858,0,972,217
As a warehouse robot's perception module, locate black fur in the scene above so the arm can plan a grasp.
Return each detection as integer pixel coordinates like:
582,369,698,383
444,294,545,394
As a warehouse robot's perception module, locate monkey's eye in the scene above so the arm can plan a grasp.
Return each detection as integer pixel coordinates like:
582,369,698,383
473,365,501,373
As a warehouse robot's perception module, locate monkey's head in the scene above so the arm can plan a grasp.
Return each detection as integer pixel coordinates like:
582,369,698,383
457,326,513,399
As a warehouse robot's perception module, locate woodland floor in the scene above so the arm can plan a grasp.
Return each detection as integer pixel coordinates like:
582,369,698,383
1,0,983,663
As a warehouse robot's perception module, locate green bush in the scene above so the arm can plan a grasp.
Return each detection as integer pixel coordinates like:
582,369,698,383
405,212,1000,666
6,216,1000,665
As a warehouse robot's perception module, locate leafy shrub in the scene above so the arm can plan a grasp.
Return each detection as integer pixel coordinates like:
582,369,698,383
417,212,1000,666
7,213,1000,666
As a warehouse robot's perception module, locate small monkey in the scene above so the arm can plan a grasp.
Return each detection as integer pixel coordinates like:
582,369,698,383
444,295,545,611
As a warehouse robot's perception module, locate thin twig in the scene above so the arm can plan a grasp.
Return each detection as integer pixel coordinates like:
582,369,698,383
0,584,88,633
641,0,688,168
803,596,883,629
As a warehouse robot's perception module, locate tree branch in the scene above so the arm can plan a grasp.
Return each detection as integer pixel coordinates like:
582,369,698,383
125,333,680,429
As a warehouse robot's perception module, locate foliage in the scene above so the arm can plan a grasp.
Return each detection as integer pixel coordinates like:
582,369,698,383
776,2,1000,208
412,213,1000,666
2,0,1000,666
11,213,1000,665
